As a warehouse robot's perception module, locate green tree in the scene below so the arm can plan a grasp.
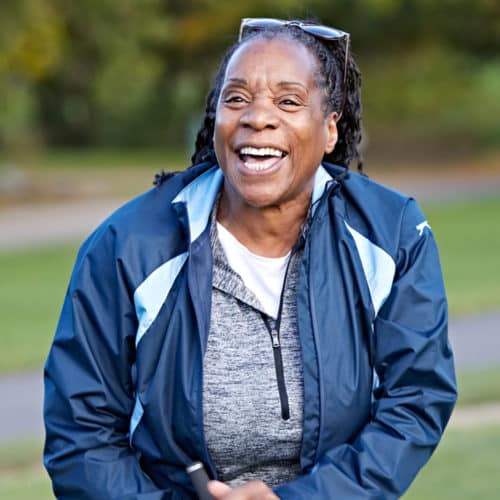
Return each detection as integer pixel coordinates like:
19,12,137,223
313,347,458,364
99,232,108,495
0,0,64,149
1,0,499,153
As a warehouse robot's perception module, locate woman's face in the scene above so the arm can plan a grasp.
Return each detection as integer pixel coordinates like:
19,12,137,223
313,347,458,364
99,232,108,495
214,36,338,210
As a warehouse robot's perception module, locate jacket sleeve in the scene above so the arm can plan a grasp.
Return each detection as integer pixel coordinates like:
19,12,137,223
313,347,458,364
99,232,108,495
43,227,187,499
275,199,457,499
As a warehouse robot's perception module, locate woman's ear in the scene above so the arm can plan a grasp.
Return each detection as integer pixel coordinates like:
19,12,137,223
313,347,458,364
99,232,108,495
324,112,339,154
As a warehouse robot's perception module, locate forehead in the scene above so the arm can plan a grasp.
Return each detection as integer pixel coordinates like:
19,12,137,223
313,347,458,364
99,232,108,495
223,37,319,87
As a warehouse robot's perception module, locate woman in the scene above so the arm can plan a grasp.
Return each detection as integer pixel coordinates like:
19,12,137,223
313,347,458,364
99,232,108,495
44,18,457,499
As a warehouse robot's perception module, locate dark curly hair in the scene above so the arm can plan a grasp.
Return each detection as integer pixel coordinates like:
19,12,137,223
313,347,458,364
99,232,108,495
191,21,363,173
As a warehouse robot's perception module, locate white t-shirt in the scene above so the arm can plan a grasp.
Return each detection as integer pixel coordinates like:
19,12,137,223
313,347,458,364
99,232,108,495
216,222,291,319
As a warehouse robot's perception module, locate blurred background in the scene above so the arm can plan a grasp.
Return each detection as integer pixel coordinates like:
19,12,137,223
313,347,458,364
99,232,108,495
0,0,499,498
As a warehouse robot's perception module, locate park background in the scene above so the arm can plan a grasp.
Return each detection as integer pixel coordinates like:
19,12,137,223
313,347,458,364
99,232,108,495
1,0,499,498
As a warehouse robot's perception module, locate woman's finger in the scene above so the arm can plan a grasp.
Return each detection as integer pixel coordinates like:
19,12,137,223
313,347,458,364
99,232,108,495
208,480,279,499
207,480,233,498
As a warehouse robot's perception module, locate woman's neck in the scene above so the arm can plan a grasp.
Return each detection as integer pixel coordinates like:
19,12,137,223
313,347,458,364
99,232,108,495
216,187,311,258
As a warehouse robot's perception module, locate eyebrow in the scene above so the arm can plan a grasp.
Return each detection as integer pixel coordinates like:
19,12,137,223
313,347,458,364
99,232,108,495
278,80,308,91
225,78,307,91
226,78,247,85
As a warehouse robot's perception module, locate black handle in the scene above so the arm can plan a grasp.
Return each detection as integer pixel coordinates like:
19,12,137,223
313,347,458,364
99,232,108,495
186,462,215,500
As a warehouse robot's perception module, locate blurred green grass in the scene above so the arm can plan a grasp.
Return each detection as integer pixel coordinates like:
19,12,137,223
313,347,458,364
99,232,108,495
40,149,181,169
1,148,186,170
3,425,500,499
0,197,499,373
403,424,500,499
456,367,500,407
0,245,77,372
0,440,53,500
424,197,500,317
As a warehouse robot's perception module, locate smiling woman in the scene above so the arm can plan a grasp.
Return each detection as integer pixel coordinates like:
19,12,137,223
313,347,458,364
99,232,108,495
43,18,457,500
214,37,338,256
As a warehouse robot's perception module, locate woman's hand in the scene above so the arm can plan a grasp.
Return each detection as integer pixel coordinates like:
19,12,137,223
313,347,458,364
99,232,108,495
207,480,279,500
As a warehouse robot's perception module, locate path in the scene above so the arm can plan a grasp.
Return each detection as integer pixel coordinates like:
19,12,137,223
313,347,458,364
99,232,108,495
449,403,500,429
0,198,128,250
373,167,500,203
0,371,44,444
449,312,500,369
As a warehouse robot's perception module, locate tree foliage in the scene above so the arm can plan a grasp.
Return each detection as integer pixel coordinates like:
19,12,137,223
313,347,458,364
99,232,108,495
0,0,499,152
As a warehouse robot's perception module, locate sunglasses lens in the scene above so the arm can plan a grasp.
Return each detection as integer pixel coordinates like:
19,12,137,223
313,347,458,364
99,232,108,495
240,18,285,39
244,18,285,29
302,25,347,40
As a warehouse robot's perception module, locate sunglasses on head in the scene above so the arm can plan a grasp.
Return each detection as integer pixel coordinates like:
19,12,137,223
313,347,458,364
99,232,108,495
238,18,350,116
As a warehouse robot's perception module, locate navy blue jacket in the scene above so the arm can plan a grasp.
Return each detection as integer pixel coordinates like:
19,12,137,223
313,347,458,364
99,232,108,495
44,162,457,499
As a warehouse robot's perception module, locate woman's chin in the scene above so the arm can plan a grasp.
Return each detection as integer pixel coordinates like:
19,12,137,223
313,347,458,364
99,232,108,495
234,187,285,210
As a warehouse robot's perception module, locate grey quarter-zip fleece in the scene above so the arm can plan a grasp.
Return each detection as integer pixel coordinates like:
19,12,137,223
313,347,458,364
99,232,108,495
202,205,305,488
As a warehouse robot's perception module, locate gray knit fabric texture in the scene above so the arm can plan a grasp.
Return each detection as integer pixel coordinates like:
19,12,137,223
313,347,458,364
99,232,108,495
203,208,305,488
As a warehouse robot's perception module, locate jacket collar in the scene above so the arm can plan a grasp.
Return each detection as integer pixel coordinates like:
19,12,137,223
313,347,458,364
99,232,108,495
172,165,223,244
311,164,334,215
172,164,334,244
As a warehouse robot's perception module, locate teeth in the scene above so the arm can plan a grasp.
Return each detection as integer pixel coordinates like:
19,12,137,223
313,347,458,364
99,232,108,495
239,146,284,157
244,162,274,171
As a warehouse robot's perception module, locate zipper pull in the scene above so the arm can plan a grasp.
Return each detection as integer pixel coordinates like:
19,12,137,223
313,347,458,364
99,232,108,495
270,328,280,348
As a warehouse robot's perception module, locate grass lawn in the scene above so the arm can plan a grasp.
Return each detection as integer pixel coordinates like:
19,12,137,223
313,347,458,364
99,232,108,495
2,425,500,499
0,440,53,500
422,196,500,317
403,424,500,499
456,367,500,407
1,148,187,171
0,245,78,372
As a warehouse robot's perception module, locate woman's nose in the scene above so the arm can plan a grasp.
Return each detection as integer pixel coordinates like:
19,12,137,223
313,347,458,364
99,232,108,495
239,100,279,130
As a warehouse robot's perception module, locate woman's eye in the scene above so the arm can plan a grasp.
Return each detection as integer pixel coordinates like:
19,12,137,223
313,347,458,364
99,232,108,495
224,95,246,104
280,98,300,107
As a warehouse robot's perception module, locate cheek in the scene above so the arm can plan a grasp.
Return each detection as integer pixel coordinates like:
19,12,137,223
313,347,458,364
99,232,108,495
296,120,329,160
213,118,227,159
213,114,222,143
313,117,335,155
214,107,237,144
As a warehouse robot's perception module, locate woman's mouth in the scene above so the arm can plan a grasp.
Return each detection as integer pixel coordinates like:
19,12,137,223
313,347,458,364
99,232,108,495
238,146,287,172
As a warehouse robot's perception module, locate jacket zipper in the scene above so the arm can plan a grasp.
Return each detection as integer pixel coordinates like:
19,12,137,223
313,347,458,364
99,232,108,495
265,322,290,420
260,244,301,421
